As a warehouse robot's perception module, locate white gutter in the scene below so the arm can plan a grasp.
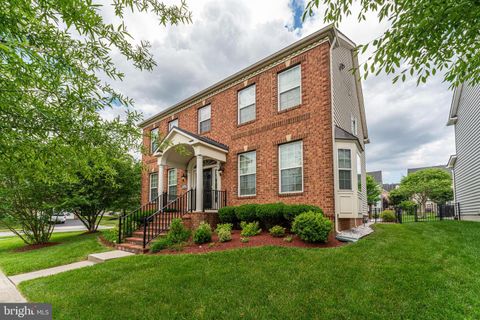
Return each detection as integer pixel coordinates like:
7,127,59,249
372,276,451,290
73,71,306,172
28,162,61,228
330,31,340,234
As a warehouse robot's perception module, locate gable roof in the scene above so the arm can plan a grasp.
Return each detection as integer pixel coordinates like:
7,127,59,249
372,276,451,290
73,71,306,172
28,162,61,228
166,127,229,151
367,171,383,185
334,125,364,151
139,25,359,128
407,165,452,176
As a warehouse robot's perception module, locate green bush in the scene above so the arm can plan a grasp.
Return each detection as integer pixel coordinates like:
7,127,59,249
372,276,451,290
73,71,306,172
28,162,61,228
215,223,233,232
101,228,118,244
240,221,261,237
292,211,332,243
256,203,285,228
217,228,232,242
283,235,293,243
235,204,258,222
399,200,416,213
380,210,396,222
167,218,191,243
283,204,323,222
150,237,173,253
218,206,237,224
269,225,286,237
193,222,212,244
240,237,249,243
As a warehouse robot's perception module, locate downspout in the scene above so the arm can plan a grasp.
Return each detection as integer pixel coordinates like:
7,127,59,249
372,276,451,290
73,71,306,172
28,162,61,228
330,32,340,233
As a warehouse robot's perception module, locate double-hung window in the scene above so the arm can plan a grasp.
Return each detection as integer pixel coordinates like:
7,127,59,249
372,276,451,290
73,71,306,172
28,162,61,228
238,85,256,124
149,172,158,201
238,151,256,196
278,65,301,111
168,119,178,131
338,149,352,190
198,105,211,134
279,141,303,193
168,169,177,200
150,128,159,153
357,153,362,190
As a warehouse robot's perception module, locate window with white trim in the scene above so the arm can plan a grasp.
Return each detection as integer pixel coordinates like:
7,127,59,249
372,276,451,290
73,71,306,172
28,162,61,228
238,85,256,124
150,128,159,153
198,105,211,133
238,151,256,196
168,119,178,131
278,65,301,111
357,153,362,190
279,141,303,193
168,169,177,200
149,172,158,201
351,116,358,135
338,149,352,190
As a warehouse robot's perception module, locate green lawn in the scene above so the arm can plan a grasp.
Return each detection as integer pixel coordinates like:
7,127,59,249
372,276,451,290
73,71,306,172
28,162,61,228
98,215,119,227
0,232,109,276
19,222,480,319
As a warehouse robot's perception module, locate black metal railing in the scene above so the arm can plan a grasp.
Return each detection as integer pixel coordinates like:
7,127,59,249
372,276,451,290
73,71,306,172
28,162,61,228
202,189,227,211
118,192,167,243
142,189,195,248
370,203,461,224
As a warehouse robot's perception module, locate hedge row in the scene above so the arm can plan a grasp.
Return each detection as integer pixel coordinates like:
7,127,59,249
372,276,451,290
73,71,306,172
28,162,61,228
218,203,323,229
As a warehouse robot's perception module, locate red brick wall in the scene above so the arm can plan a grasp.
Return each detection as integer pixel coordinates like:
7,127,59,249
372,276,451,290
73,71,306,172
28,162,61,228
141,42,335,215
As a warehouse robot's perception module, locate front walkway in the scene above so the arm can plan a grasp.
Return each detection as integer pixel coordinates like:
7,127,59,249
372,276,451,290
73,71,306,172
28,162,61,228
0,250,133,302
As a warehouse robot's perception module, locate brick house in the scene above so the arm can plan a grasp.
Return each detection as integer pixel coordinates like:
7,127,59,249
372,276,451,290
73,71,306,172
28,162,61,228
138,25,369,235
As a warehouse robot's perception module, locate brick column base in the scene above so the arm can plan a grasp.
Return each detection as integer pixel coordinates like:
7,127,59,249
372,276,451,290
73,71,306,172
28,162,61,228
181,211,220,231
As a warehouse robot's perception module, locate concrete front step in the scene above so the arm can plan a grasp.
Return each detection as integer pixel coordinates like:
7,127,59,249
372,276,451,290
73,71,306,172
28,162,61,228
132,231,167,237
88,250,134,263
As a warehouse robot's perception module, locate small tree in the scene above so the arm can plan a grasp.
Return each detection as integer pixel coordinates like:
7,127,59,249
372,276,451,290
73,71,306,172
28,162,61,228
398,169,453,212
388,188,409,207
366,175,381,213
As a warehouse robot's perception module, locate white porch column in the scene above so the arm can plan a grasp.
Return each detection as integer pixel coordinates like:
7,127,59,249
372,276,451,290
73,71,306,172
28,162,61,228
158,164,165,195
196,155,203,211
216,161,221,191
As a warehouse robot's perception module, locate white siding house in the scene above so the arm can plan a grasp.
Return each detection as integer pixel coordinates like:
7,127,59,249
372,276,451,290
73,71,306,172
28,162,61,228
447,84,480,216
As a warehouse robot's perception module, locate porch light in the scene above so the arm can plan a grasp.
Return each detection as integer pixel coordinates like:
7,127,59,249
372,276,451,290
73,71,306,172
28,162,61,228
181,172,187,181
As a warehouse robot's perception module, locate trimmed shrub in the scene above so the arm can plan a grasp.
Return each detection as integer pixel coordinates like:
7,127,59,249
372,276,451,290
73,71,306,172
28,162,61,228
235,204,258,222
193,222,212,244
218,206,237,224
217,228,232,242
292,211,332,243
150,237,173,253
283,204,323,222
215,223,233,232
256,203,285,229
240,221,261,237
166,218,191,243
269,225,286,237
380,210,396,222
101,228,118,244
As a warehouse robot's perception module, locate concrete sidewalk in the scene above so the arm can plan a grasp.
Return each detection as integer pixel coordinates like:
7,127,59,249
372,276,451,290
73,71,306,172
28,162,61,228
0,270,26,302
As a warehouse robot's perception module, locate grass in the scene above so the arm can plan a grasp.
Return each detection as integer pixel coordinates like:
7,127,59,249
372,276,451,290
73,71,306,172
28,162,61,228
97,215,119,227
19,221,480,319
0,232,109,276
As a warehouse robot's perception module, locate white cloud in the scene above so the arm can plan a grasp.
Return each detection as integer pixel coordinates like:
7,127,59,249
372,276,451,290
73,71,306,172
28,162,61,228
100,0,455,183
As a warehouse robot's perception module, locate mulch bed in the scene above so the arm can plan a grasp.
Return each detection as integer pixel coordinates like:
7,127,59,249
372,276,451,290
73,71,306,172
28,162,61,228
13,242,60,252
152,230,345,255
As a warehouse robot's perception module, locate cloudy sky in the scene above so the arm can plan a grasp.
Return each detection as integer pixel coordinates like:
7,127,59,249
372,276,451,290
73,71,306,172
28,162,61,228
102,0,455,183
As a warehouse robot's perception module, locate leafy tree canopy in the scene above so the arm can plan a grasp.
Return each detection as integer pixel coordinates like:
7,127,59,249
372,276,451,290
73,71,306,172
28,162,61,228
304,0,480,87
366,175,381,206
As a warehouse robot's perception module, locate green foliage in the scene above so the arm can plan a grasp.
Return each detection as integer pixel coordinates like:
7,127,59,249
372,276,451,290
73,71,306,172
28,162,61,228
150,237,173,253
256,203,285,228
215,223,233,232
218,206,237,224
101,228,119,244
215,223,233,243
0,0,191,244
398,169,453,209
283,236,293,243
366,175,382,206
292,211,332,243
304,0,480,87
399,201,417,213
269,225,286,238
193,222,212,244
380,210,396,222
283,204,323,222
240,237,250,243
388,188,409,206
240,221,261,237
167,218,191,244
235,204,258,222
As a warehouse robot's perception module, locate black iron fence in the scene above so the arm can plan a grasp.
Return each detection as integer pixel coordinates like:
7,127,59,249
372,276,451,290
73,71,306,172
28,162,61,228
370,203,461,224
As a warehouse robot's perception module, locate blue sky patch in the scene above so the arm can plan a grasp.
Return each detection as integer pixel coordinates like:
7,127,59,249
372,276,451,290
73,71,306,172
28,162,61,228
289,0,305,30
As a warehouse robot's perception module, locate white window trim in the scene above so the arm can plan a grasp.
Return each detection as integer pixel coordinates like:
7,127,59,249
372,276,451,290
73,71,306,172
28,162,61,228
198,105,211,134
356,152,362,194
278,140,304,194
168,119,178,131
351,115,358,136
238,84,256,124
149,172,158,201
150,128,159,153
238,151,256,197
338,148,352,191
168,169,177,195
277,64,302,111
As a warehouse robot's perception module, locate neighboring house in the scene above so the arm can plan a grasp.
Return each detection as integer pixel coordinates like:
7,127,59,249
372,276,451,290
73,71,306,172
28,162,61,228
139,25,369,232
447,83,480,216
407,165,452,176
